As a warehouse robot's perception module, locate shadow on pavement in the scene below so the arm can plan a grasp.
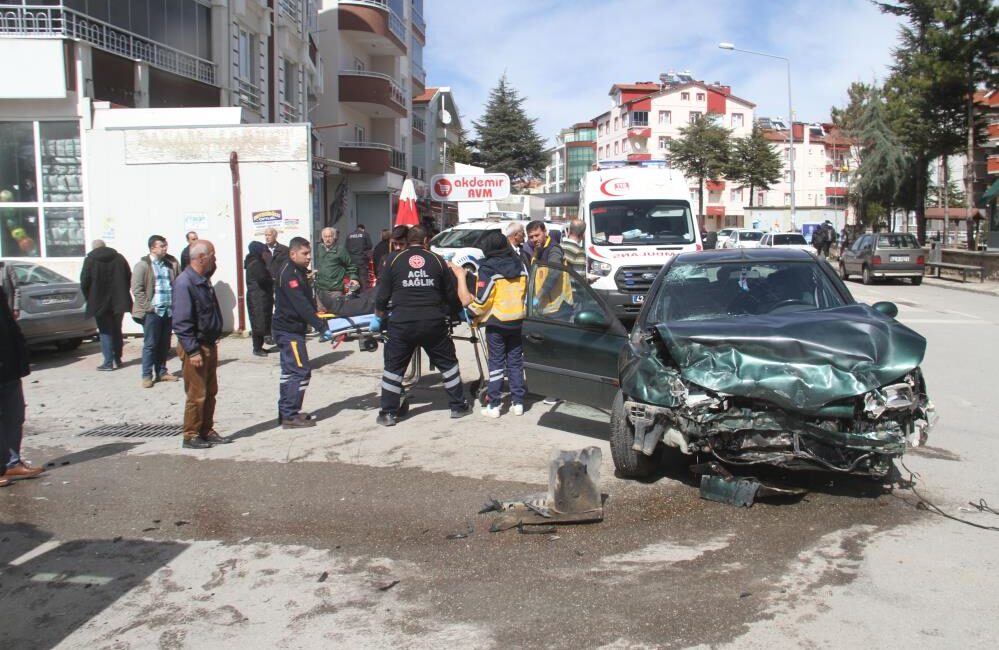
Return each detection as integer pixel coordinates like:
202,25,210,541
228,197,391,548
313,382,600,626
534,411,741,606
310,349,354,369
0,522,187,650
41,442,142,471
27,340,101,371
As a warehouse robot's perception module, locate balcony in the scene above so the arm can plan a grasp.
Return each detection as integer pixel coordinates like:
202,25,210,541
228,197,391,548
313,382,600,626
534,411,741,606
280,101,301,123
0,4,216,86
411,4,426,42
278,0,303,32
411,165,426,181
338,0,406,54
339,70,407,117
411,60,426,90
234,77,262,112
412,114,426,141
340,141,407,175
627,127,651,139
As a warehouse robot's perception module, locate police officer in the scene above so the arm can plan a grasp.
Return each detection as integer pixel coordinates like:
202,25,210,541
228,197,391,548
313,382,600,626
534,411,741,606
272,237,333,428
372,225,471,427
346,224,373,290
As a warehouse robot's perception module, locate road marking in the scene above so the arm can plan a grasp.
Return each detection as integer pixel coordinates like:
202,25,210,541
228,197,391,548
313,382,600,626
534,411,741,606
29,572,114,586
7,540,61,566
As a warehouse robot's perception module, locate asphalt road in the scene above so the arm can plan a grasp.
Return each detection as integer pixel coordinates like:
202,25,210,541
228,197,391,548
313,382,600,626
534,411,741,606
1,277,997,650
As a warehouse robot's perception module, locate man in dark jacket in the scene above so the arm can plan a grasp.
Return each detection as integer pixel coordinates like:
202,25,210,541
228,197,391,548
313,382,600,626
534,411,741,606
0,283,44,487
273,237,334,428
346,224,373,290
525,220,565,406
172,240,230,449
264,227,290,279
372,228,391,272
179,231,198,271
373,225,470,427
80,239,132,370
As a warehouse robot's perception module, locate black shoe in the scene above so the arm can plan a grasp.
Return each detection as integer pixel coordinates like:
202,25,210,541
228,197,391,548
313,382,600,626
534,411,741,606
203,432,234,445
264,336,274,346
264,346,278,354
97,363,114,371
450,403,472,419
252,349,268,357
282,415,316,429
113,358,123,369
182,437,213,449
376,412,398,427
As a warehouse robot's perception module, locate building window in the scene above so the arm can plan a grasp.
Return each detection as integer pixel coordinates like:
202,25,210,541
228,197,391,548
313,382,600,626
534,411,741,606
757,191,765,206
658,110,671,125
730,188,741,203
614,141,619,155
681,92,690,101
237,29,257,83
696,92,705,101
689,111,702,124
658,136,671,150
283,59,298,105
731,113,744,128
631,111,649,127
622,140,629,153
784,193,791,205
0,121,84,257
613,117,619,130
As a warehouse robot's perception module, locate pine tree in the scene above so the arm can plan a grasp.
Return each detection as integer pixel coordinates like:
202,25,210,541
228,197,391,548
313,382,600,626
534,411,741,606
472,74,547,184
851,87,911,226
446,123,474,167
667,115,731,220
727,126,782,207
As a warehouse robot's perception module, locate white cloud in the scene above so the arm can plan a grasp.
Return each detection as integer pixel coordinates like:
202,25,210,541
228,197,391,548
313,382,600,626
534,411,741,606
425,0,902,144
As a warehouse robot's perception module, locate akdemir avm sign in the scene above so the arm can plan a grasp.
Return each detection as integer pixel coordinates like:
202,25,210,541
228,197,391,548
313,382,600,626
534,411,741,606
430,173,511,201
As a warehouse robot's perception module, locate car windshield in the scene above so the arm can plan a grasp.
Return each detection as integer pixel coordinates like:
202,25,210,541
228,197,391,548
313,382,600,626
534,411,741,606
434,229,489,248
737,231,764,241
773,234,807,245
10,264,71,286
589,200,694,246
646,260,847,322
877,233,920,249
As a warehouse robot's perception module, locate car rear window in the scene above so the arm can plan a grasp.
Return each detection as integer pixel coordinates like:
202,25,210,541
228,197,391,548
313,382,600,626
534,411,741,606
774,234,807,245
877,234,920,249
738,231,764,241
11,264,71,285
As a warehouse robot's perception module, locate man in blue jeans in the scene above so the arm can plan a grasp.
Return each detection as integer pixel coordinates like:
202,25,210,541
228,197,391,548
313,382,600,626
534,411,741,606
131,235,180,388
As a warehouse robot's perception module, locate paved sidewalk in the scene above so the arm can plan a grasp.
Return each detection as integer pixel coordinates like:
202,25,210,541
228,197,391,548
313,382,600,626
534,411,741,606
920,274,999,297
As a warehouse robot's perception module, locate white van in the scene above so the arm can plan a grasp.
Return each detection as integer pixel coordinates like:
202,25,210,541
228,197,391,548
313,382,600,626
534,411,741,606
579,162,702,318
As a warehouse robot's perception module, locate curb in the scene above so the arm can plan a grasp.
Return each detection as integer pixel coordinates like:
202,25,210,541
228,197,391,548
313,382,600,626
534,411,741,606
920,277,999,298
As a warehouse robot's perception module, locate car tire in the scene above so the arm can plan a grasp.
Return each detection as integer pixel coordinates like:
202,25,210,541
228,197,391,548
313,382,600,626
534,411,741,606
862,266,873,285
55,338,82,352
911,276,923,286
609,391,655,479
839,262,849,281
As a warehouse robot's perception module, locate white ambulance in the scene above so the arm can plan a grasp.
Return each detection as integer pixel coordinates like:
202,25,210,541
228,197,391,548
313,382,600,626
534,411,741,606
579,161,702,318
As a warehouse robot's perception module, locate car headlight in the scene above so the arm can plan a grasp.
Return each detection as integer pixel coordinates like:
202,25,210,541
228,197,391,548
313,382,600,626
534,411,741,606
589,259,612,276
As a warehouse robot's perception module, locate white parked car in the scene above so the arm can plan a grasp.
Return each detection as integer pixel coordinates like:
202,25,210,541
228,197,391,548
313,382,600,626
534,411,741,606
715,228,736,248
724,229,765,249
760,232,812,252
430,220,562,272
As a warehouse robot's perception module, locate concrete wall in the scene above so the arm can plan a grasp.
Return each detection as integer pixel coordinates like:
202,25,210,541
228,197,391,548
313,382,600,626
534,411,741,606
940,249,999,280
86,109,313,333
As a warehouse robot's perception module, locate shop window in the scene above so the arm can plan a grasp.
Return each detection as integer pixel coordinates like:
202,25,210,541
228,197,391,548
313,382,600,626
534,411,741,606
40,122,83,203
0,122,37,203
1,208,40,257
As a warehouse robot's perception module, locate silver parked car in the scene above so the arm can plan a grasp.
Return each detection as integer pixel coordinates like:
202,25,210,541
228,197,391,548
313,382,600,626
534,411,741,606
3,260,96,350
839,232,925,285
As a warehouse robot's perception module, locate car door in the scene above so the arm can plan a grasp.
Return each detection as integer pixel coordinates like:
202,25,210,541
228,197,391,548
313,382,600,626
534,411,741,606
760,234,772,248
522,261,629,410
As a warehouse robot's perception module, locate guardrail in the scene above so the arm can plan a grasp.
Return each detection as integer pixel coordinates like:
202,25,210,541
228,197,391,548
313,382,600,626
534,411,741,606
0,4,217,85
280,101,301,122
278,0,303,30
412,115,425,133
410,60,425,86
235,77,261,111
339,0,405,43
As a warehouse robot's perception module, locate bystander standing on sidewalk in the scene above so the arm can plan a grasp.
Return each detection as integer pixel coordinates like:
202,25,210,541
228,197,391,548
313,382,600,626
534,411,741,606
131,235,180,388
80,239,132,371
372,228,391,273
172,240,231,450
179,231,198,271
1,260,19,319
0,282,44,488
314,227,359,311
244,241,274,357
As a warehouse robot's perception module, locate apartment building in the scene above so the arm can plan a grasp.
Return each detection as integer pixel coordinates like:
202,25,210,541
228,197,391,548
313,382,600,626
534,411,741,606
543,122,596,219
593,76,755,230
411,85,462,221
0,0,320,267
313,0,428,234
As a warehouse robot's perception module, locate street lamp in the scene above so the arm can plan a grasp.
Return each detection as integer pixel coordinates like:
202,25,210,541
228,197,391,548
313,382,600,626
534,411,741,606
719,42,795,223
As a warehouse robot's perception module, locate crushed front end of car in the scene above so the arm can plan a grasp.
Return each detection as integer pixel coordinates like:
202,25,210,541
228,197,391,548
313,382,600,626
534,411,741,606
618,304,936,478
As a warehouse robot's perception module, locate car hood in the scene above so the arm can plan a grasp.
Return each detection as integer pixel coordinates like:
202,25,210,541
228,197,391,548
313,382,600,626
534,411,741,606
629,304,926,412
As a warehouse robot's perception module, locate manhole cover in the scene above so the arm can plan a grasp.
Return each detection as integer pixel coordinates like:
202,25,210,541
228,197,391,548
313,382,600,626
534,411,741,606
79,424,182,438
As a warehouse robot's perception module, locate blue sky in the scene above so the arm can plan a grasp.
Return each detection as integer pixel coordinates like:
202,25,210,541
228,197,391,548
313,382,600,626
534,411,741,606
424,0,903,145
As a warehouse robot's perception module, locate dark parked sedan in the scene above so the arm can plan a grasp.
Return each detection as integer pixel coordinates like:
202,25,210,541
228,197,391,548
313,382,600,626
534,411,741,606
521,249,935,479
3,260,96,350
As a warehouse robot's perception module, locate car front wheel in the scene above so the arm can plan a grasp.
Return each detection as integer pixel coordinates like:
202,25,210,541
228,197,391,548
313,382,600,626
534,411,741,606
609,391,654,479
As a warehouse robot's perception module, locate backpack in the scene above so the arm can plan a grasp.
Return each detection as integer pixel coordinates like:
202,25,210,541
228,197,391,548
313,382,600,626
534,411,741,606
812,227,827,247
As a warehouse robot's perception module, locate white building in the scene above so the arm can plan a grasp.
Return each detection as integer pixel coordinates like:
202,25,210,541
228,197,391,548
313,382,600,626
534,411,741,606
592,77,756,230
0,0,321,273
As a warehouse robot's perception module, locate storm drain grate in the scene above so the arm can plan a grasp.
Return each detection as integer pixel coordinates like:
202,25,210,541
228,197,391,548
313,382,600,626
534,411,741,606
79,424,183,438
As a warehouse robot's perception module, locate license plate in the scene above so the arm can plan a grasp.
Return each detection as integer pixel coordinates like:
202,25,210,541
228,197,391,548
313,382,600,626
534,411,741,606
631,294,645,304
38,297,73,306
889,255,909,263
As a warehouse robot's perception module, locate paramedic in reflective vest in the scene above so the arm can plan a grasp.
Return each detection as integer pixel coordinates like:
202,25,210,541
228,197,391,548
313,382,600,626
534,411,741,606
372,225,471,427
272,237,333,428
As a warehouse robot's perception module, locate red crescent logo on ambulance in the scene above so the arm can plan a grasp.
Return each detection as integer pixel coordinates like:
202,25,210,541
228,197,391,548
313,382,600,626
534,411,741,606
600,178,630,196
409,255,425,269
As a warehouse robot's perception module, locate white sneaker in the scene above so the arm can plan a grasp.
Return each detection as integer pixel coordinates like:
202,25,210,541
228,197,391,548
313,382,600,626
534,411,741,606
512,404,524,416
543,397,561,405
481,404,501,418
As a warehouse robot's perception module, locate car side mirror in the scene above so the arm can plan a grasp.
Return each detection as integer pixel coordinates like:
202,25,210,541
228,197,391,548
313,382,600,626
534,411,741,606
872,301,898,318
573,309,610,329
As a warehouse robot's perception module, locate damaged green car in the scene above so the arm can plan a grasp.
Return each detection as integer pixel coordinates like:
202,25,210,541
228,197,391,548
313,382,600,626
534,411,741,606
522,249,935,479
